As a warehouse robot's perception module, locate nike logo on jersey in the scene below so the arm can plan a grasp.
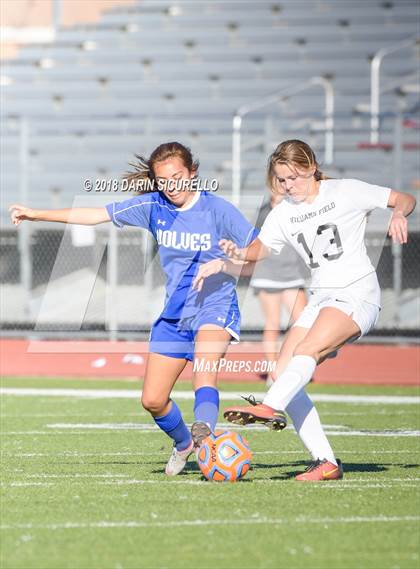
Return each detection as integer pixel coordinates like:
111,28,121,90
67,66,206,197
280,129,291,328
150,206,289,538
156,228,211,251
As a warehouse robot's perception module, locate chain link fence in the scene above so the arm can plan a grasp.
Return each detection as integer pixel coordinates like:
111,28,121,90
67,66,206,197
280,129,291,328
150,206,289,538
1,220,419,339
2,112,419,339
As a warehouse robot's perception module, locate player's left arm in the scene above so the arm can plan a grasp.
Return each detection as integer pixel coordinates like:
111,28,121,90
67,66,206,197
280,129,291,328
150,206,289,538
192,258,256,292
387,190,417,244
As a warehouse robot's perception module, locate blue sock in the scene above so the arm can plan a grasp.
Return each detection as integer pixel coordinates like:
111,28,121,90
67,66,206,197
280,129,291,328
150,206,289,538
194,386,219,432
154,401,192,451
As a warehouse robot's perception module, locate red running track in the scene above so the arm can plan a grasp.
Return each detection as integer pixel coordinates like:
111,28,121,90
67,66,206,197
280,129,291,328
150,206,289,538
1,339,419,385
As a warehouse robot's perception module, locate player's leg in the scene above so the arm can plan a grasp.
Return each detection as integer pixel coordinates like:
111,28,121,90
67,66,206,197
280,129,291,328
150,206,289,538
259,320,337,468
265,289,307,388
285,389,343,479
267,324,309,386
271,309,357,474
223,316,311,429
143,317,195,475
276,305,353,479
142,352,194,476
225,307,360,428
191,324,231,446
142,352,192,441
258,290,282,373
225,305,362,480
264,307,360,409
280,288,307,324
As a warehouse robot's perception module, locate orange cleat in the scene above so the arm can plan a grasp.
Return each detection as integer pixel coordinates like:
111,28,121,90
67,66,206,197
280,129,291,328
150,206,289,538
295,458,343,481
223,397,287,431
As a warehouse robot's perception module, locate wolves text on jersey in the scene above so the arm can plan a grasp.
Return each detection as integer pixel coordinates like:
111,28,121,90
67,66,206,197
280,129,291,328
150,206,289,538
156,228,212,251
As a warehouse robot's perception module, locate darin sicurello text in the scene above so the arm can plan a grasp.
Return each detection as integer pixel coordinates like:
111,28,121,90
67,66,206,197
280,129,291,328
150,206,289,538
83,178,220,193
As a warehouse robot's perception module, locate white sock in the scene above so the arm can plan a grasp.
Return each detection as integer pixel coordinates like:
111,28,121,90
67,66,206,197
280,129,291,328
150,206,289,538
263,355,316,410
286,389,337,465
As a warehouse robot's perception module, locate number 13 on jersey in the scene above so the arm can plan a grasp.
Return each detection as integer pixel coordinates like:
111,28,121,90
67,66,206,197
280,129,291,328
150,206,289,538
296,223,344,269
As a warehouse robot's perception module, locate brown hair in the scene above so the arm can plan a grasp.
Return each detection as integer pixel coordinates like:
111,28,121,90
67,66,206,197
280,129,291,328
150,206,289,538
124,141,199,192
266,139,327,191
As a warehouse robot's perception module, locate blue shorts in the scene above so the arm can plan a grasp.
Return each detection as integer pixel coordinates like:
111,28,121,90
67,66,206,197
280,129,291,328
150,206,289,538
149,304,241,361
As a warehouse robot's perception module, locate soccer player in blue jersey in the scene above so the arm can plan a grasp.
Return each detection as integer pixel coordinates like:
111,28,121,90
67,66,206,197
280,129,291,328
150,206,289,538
10,142,259,476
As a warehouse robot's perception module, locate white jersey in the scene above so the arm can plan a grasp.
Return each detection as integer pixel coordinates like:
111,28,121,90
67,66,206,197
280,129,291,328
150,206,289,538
258,179,391,305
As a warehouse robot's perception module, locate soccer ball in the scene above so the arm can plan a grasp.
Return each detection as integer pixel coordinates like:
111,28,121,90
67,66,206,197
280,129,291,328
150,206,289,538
197,430,252,482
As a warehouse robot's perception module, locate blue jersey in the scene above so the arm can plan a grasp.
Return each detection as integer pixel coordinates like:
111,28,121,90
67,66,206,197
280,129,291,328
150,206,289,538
106,191,258,320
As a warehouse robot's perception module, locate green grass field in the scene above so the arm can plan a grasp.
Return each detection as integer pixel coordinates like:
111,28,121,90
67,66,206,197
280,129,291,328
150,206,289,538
1,377,419,569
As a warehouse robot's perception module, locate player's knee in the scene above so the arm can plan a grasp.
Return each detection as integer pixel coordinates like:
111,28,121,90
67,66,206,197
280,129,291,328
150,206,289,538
293,341,321,361
141,394,167,415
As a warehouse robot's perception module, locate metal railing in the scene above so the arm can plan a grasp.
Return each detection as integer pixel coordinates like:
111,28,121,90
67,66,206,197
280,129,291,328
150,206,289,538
370,36,419,144
231,76,334,206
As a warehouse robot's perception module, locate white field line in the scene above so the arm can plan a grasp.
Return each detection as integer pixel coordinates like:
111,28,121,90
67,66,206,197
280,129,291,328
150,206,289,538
3,480,420,490
1,449,418,458
4,482,419,490
41,422,420,439
11,474,420,483
26,474,129,479
40,422,287,430
43,421,420,438
47,423,160,430
0,413,147,418
0,422,275,436
43,422,346,430
0,410,413,418
1,411,148,419
3,476,420,488
1,387,419,405
1,515,419,531
1,451,163,457
8,482,54,487
1,431,161,435
313,485,420,490
3,426,420,437
321,430,420,437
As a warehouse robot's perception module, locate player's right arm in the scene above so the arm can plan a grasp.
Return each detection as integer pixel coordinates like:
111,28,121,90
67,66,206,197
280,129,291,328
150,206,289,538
219,237,270,262
9,204,110,226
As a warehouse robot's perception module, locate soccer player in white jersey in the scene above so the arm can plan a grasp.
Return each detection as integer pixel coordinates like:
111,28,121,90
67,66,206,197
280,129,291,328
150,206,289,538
10,142,258,477
194,139,416,481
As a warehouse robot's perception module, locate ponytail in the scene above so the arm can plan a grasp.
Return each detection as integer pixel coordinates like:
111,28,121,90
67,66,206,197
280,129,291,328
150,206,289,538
123,142,199,194
315,168,328,181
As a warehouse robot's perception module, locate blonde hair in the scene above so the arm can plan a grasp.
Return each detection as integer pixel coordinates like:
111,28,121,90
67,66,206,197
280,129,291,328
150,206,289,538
124,141,199,192
266,139,327,191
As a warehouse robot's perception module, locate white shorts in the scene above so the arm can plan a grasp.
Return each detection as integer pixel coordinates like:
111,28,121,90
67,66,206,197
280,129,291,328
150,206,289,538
293,290,380,337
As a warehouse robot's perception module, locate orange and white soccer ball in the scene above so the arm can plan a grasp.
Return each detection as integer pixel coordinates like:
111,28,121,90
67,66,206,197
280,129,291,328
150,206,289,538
197,430,252,482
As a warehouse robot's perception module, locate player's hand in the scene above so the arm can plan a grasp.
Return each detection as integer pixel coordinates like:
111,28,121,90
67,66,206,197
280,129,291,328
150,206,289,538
9,204,37,226
388,212,408,244
219,239,245,261
192,259,226,292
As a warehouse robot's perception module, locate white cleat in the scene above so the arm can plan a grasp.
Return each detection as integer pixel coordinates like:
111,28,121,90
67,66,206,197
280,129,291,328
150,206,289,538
165,440,194,476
